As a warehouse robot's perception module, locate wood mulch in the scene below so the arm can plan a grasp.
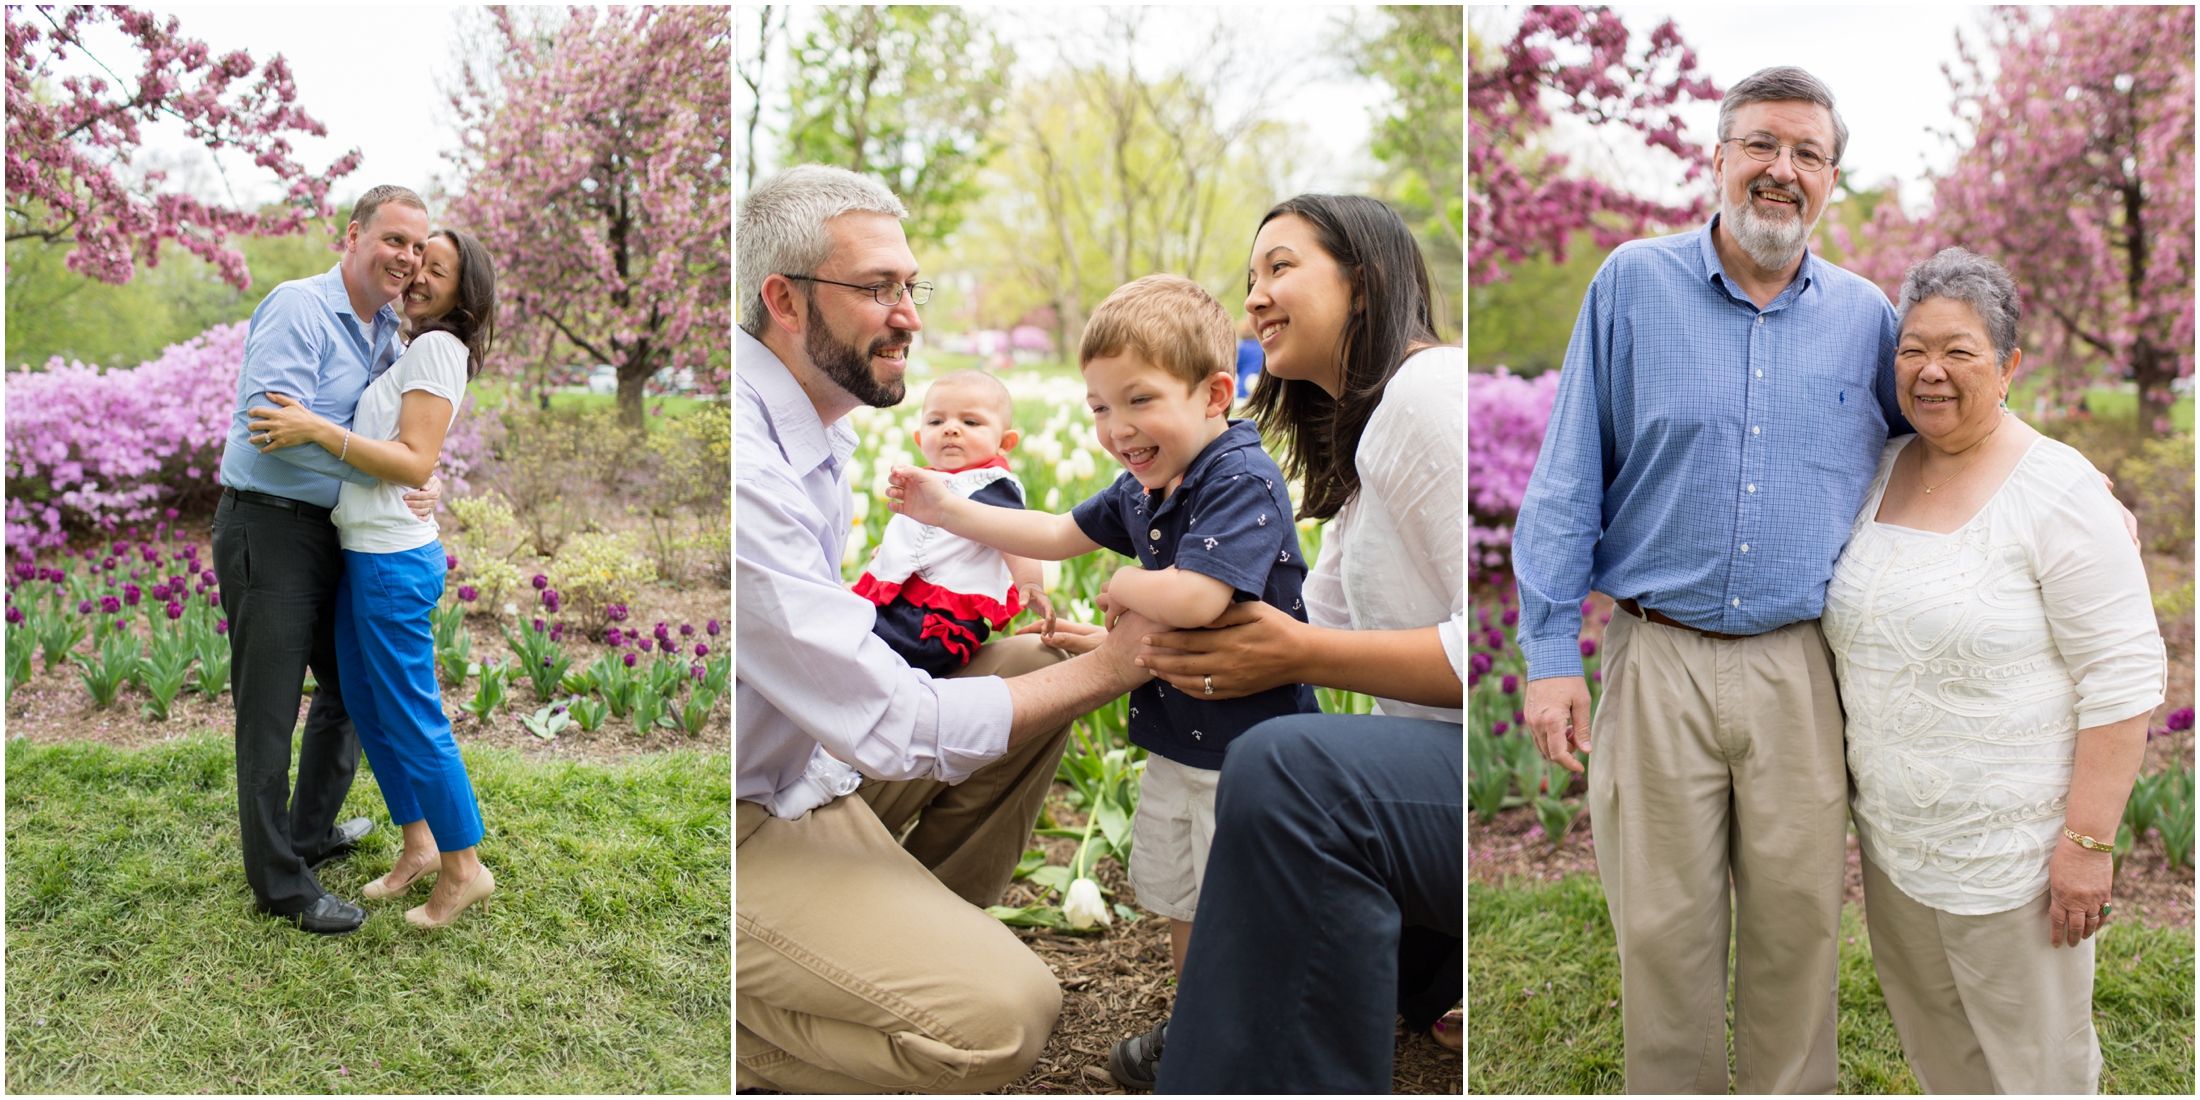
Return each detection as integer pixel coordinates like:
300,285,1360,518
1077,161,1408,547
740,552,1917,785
981,785,1462,1095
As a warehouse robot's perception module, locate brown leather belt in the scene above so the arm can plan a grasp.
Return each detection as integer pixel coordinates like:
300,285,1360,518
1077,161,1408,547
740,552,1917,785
1615,598,1759,641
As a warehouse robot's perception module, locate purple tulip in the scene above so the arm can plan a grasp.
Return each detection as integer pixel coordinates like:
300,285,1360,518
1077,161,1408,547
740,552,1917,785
165,601,183,620
457,585,478,602
150,584,171,602
706,619,720,636
215,619,228,635
608,604,629,622
78,599,94,615
1501,674,1518,695
1580,638,1598,658
1501,608,1518,627
164,508,178,520
543,590,561,613
694,643,708,658
201,570,215,586
623,652,637,668
691,663,706,680
680,622,695,637
1591,670,1602,683
101,557,116,571
446,554,458,571
1514,710,1525,724
2169,707,2195,733
532,574,548,590
1580,599,1595,616
5,606,22,625
533,618,546,633
100,595,120,615
1469,652,1494,677
637,638,653,653
1493,721,1510,736
1468,672,1481,689
606,627,623,646
123,584,141,606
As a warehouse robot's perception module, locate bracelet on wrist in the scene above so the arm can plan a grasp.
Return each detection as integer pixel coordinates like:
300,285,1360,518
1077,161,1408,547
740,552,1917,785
2062,826,2114,853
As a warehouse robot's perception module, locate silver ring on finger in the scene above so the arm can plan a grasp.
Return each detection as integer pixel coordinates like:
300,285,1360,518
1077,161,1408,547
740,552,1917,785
1203,675,1214,696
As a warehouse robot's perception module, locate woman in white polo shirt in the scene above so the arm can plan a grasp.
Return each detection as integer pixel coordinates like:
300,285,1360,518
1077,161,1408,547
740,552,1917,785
248,228,500,930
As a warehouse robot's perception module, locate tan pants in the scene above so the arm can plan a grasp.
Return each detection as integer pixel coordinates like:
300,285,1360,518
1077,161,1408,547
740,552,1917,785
736,636,1075,1093
1588,609,1848,1094
1861,849,2101,1094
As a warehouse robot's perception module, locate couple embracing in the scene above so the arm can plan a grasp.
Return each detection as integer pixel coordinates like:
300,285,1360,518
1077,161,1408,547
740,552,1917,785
217,185,501,935
1513,67,2165,1094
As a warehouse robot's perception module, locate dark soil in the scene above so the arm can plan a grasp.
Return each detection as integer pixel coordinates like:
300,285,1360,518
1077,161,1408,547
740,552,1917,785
982,786,1462,1095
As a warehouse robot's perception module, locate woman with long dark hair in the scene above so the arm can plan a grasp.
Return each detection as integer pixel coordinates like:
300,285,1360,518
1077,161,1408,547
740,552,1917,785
1117,195,1463,1091
247,227,501,930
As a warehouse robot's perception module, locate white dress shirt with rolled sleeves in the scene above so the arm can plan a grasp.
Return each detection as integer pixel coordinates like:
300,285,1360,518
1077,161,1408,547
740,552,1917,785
735,329,1013,818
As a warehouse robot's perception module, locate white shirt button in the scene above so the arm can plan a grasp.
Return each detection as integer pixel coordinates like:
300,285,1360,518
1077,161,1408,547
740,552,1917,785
1752,426,1761,435
1732,598,1741,607
1149,529,1162,540
1756,369,1763,378
1746,484,1756,493
1756,316,1763,325
1741,543,1750,552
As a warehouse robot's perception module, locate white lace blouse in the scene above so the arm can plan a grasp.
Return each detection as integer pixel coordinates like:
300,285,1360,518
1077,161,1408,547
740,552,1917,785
1302,347,1464,724
1823,433,2164,914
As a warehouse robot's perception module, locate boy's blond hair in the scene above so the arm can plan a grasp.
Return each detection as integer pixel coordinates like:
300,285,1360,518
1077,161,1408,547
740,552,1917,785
1078,274,1235,391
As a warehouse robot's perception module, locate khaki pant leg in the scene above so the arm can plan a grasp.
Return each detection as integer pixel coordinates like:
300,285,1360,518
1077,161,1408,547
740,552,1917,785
860,634,1074,907
734,797,1062,1093
1941,885,2100,1093
1727,619,1845,1095
1860,848,1997,1094
1588,609,1739,1095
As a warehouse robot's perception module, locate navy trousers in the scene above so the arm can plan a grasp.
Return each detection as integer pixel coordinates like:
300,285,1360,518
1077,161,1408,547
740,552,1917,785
1156,714,1463,1094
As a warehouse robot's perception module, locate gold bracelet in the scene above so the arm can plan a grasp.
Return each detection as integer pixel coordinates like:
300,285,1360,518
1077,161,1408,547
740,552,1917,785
2063,826,2113,853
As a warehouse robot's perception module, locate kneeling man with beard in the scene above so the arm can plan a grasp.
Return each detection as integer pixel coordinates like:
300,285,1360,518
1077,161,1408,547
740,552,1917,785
1510,66,1905,1094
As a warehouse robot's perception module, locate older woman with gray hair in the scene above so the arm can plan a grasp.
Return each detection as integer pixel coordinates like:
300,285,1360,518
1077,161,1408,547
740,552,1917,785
1821,246,2163,1094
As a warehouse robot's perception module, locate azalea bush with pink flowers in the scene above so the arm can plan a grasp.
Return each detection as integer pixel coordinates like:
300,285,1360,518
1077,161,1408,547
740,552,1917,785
1467,366,1560,582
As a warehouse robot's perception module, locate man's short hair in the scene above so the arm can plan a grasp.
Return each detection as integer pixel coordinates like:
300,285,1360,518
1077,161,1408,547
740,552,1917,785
349,185,427,233
737,165,909,336
1718,66,1849,166
925,368,1016,423
1078,275,1235,392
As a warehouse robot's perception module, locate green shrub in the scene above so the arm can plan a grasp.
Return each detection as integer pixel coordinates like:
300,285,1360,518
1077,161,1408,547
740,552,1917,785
449,492,530,615
2116,432,2195,556
552,530,658,639
633,406,730,585
486,406,636,557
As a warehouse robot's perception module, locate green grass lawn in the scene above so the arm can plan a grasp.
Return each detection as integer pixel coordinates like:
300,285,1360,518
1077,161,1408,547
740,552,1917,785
1468,874,2194,1094
5,732,730,1093
465,377,720,420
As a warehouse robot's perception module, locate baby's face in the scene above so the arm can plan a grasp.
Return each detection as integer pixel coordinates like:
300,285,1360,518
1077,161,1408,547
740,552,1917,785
913,382,1017,470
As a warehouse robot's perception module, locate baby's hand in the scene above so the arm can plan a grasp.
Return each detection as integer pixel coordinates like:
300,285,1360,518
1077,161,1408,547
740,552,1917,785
884,465,954,526
1018,616,1104,655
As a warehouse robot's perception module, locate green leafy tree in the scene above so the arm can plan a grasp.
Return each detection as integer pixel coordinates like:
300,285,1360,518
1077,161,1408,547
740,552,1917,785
781,6,1013,246
1346,5,1463,339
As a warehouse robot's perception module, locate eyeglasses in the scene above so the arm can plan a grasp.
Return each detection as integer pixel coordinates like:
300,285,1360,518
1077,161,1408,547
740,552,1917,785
777,273,932,307
1724,134,1835,173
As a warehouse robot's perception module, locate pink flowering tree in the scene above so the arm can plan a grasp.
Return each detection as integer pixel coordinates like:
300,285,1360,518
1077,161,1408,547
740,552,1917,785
4,5,360,289
1467,367,1562,582
444,6,731,429
1841,6,2195,431
1469,5,1722,287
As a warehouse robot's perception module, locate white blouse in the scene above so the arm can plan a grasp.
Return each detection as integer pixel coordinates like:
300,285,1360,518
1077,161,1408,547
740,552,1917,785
1823,433,2164,914
1302,347,1464,724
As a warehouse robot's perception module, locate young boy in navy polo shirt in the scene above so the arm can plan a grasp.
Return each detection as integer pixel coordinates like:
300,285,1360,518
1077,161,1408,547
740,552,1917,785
887,274,1319,1079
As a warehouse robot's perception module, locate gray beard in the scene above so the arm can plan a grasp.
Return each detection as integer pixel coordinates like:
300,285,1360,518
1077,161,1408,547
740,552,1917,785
805,295,906,408
1723,186,1819,270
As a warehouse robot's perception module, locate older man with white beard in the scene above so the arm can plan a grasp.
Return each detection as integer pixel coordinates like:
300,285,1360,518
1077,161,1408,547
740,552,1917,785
1510,66,1898,1094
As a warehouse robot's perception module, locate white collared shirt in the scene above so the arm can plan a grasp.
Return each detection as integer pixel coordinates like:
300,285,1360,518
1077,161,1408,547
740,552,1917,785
734,329,1013,818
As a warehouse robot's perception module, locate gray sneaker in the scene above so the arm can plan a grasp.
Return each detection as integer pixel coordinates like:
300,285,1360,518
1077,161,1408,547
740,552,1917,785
1107,1017,1168,1092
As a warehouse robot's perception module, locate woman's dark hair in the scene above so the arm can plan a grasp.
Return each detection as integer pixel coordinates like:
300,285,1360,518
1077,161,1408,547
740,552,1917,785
409,227,497,379
1243,194,1444,521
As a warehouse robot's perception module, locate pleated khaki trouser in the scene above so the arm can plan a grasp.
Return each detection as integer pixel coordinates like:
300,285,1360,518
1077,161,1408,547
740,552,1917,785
1588,609,1848,1094
736,635,1074,1094
1860,849,2101,1094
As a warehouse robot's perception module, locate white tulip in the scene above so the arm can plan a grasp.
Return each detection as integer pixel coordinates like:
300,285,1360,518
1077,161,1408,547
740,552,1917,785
1070,448,1096,482
1055,459,1076,486
1044,487,1062,512
1063,877,1112,929
1042,558,1061,592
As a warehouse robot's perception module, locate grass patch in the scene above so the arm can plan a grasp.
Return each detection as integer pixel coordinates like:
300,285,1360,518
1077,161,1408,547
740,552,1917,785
5,731,730,1093
1470,874,2194,1094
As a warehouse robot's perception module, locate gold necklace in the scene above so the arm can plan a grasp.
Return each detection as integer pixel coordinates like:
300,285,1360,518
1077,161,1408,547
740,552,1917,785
1920,414,2005,494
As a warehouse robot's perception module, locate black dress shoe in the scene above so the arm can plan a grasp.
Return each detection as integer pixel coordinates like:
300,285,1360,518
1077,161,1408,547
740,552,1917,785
286,893,367,935
307,817,376,869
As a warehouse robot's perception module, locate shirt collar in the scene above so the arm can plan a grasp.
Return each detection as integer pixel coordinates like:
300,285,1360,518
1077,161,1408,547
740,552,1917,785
737,327,853,476
318,264,402,330
1696,213,1819,309
1147,418,1263,513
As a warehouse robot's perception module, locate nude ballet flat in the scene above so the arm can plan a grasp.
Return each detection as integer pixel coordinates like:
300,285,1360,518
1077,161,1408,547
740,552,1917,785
405,865,495,929
362,855,439,900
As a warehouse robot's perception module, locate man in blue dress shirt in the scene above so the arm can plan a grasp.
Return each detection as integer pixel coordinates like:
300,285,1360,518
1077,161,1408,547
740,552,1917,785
214,185,441,936
1514,68,1895,1093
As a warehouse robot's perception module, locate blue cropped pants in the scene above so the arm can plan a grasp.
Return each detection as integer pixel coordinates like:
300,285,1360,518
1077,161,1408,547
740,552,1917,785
334,542,484,852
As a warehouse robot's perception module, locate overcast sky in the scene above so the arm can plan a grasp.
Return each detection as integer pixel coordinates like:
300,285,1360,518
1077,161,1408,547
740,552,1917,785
737,5,1393,199
1484,5,1993,210
47,5,477,209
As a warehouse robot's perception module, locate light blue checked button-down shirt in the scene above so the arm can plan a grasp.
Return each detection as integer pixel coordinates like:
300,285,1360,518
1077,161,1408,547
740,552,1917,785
1513,215,1908,681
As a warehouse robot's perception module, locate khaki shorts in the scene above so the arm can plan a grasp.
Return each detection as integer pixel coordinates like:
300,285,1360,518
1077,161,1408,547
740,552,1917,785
1127,752,1221,922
